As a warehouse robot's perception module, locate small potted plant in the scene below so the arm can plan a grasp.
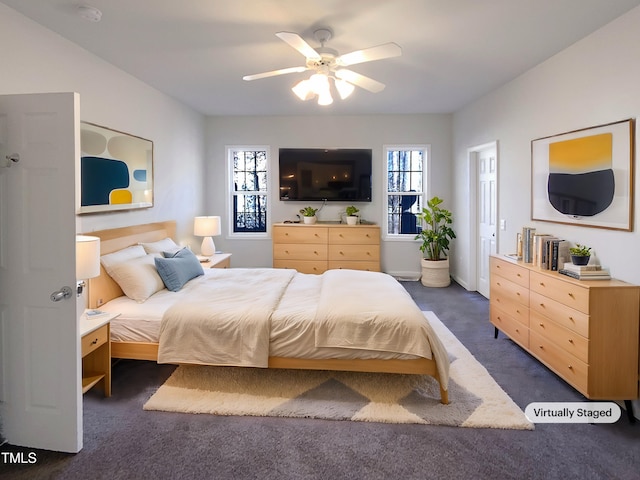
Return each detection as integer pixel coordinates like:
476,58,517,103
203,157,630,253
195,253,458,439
299,206,318,224
569,244,591,266
415,196,456,287
345,205,359,225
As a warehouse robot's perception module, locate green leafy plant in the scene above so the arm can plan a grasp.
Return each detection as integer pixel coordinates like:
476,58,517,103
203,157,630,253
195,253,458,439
569,244,591,256
345,205,359,216
415,196,456,260
299,206,318,217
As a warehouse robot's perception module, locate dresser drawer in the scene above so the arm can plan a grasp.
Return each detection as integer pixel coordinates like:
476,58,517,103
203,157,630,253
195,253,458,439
81,323,108,357
273,226,328,244
491,306,529,349
491,274,529,307
274,243,327,261
530,291,590,337
530,271,589,313
328,227,379,245
328,244,380,262
328,260,380,272
489,285,529,327
530,311,589,363
490,257,529,288
530,331,588,394
273,259,326,274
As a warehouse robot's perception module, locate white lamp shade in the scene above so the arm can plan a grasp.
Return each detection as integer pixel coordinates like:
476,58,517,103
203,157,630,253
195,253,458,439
194,216,221,237
76,235,100,280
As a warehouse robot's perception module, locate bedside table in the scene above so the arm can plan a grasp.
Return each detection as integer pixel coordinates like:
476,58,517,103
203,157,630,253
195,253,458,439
207,253,232,268
80,312,119,397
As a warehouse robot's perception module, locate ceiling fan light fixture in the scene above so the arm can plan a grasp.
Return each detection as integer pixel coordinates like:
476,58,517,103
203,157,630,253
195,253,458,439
292,80,314,101
317,91,333,106
335,79,355,100
309,73,330,95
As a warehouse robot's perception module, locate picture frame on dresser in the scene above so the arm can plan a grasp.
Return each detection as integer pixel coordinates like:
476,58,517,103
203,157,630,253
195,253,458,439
531,118,634,231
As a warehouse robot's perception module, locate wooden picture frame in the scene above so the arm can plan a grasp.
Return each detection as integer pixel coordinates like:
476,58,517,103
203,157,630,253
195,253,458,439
531,118,634,231
78,122,153,214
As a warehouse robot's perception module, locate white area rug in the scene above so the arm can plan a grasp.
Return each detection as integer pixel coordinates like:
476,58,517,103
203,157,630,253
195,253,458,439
144,312,533,429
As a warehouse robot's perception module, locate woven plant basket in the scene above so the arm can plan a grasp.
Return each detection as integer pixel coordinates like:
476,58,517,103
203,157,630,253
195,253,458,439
420,258,451,287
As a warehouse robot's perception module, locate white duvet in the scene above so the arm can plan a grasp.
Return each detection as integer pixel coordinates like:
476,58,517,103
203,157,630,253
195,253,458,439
155,268,449,389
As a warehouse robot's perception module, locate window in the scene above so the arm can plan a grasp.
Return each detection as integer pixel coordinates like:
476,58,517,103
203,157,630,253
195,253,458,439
385,145,428,237
228,146,269,236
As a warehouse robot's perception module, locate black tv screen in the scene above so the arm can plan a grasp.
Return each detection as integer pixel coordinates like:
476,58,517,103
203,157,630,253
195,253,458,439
279,148,372,202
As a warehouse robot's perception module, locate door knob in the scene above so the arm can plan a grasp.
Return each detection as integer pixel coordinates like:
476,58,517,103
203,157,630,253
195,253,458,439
50,286,72,302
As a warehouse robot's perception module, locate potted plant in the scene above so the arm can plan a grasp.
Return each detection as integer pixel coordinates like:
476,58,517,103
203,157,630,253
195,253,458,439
299,206,318,224
415,196,456,287
345,205,359,225
569,244,591,266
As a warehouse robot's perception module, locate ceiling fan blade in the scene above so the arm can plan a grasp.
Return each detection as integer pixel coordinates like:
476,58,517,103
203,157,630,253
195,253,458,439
276,31,321,60
335,69,386,93
243,66,308,81
337,42,402,66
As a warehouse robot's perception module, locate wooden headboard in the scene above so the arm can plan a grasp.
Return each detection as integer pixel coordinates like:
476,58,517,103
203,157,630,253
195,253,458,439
84,221,176,308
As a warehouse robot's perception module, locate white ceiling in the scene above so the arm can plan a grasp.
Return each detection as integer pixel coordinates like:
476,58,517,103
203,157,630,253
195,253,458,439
4,0,640,116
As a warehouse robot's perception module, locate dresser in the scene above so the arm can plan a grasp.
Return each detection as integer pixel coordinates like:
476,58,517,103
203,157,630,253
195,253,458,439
490,254,640,401
272,223,380,274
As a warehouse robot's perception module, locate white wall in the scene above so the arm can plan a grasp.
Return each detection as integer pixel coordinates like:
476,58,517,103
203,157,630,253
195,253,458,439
0,4,205,244
206,114,452,274
452,5,640,287
452,6,640,418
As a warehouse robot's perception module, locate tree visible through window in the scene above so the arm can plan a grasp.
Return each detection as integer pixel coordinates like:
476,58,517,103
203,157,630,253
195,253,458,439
229,147,268,233
385,146,427,236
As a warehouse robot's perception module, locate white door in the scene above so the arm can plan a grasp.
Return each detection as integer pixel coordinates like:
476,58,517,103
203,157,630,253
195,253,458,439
476,143,497,298
0,93,81,452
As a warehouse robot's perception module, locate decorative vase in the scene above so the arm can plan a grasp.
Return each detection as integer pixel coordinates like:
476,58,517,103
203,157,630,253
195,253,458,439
571,254,590,266
346,216,358,225
303,215,317,225
420,258,451,287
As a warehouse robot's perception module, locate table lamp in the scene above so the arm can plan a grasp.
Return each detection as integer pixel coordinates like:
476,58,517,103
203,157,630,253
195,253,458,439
76,235,100,296
194,216,221,256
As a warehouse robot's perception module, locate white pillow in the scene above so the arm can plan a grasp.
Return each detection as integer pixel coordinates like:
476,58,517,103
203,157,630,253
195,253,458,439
140,237,180,255
100,245,146,270
103,254,165,303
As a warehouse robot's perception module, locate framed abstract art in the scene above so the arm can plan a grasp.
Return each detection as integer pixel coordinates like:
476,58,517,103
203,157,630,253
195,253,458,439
78,122,153,214
531,118,634,231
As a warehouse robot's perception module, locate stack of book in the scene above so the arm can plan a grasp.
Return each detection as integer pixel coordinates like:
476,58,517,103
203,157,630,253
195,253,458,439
558,263,611,280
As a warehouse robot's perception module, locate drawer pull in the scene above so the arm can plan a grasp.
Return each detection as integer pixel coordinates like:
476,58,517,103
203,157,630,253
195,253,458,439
314,234,319,237
91,338,99,346
285,232,289,236
313,251,318,255
339,251,344,255
496,281,501,286
366,234,370,237
568,339,574,344
568,293,574,298
568,365,573,370
285,250,289,254
517,273,521,277
539,303,545,308
539,282,545,287
539,323,544,327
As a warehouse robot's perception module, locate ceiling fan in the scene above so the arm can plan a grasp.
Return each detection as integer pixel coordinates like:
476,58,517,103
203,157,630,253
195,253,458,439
242,28,402,105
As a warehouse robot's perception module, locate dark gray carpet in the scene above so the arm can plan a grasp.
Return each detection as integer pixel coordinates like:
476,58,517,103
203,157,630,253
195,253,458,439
2,281,639,480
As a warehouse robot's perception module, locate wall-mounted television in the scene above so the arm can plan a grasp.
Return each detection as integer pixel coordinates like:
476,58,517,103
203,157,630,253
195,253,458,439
279,148,372,202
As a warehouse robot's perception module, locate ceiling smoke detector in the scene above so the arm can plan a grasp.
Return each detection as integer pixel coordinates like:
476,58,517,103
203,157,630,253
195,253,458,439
77,5,102,22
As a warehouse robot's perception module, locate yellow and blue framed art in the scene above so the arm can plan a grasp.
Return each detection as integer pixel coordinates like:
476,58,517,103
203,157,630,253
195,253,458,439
78,122,153,214
531,119,634,231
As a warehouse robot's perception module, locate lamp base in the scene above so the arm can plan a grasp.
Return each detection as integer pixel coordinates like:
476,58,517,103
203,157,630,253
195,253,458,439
200,236,215,256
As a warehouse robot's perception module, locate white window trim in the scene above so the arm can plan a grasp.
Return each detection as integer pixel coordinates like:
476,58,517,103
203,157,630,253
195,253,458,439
226,145,271,239
382,144,430,241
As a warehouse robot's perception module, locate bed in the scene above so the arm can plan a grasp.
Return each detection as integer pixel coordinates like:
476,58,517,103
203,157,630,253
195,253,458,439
86,221,450,404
